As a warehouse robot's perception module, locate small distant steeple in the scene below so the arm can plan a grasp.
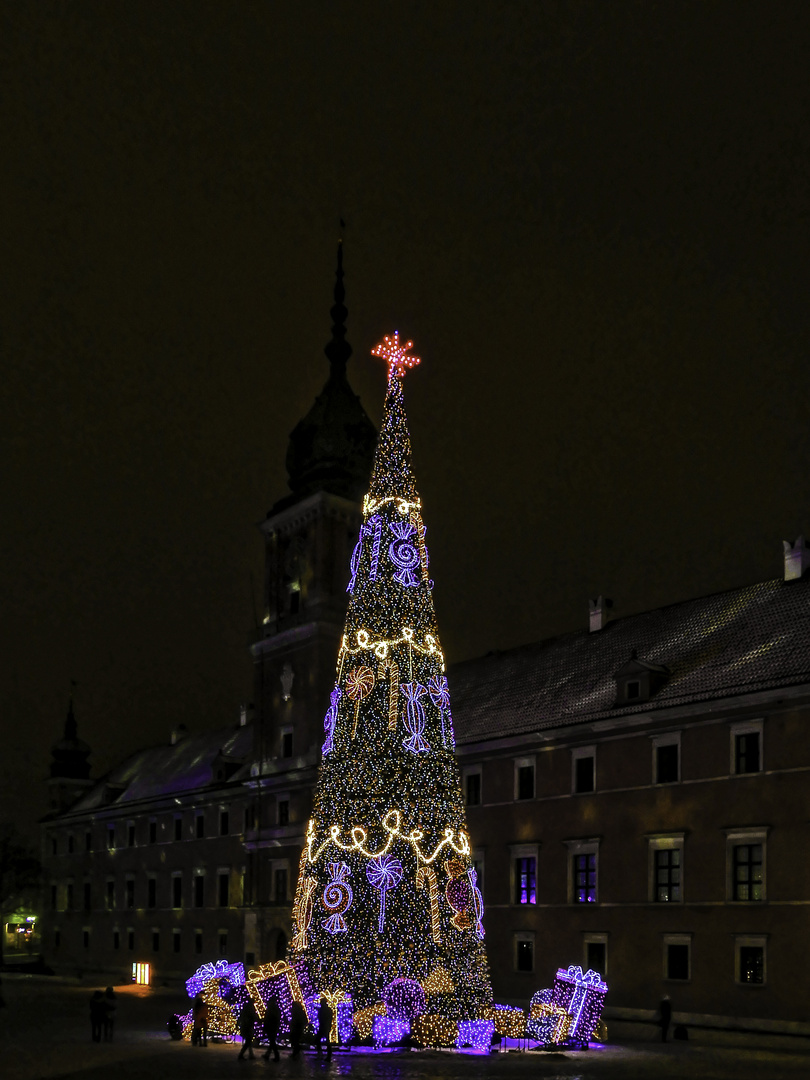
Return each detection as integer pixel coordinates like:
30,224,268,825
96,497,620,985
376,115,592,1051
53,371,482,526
46,691,93,814
279,234,377,509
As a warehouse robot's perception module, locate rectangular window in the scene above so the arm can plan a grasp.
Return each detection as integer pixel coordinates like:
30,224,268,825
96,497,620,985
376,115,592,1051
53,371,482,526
152,929,160,952
733,844,764,901
277,799,290,826
665,937,691,981
83,928,90,950
106,879,116,910
68,834,75,854
584,936,608,978
219,810,230,836
218,871,230,907
736,936,767,985
218,930,228,955
515,757,535,800
194,874,204,908
67,883,74,910
51,836,57,856
194,929,203,954
85,831,92,853
127,928,135,951
54,929,61,948
244,806,255,832
651,731,681,785
626,679,641,700
464,770,481,806
149,819,157,844
172,874,183,909
654,849,681,902
128,822,136,848
113,930,120,951
174,816,183,842
51,884,57,910
107,825,115,851
147,877,157,909
125,877,135,909
274,867,288,902
573,853,597,903
515,934,534,973
574,755,594,793
83,882,92,911
281,728,293,758
196,814,205,839
735,732,761,774
173,929,181,954
514,857,536,905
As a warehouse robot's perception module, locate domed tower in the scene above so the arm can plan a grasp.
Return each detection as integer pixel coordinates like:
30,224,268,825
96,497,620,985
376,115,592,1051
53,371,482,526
46,695,93,814
246,240,376,960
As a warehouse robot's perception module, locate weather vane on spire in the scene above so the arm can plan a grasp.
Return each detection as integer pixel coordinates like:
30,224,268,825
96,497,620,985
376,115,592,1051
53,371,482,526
371,331,421,379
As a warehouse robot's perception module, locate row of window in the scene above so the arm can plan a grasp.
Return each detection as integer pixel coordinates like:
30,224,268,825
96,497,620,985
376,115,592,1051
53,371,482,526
513,933,767,986
499,829,767,906
464,723,764,805
54,925,231,956
49,798,291,857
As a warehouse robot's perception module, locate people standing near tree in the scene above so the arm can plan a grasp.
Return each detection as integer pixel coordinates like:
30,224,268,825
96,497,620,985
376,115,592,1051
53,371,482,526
659,995,672,1043
191,995,209,1047
316,996,334,1057
237,997,258,1060
89,991,105,1042
289,999,307,1058
102,986,117,1041
261,997,281,1062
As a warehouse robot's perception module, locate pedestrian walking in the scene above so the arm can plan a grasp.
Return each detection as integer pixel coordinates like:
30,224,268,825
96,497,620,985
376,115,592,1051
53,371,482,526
191,995,209,1047
103,986,117,1042
316,996,334,1058
262,997,281,1061
289,999,307,1058
238,997,259,1060
89,991,105,1043
659,994,672,1043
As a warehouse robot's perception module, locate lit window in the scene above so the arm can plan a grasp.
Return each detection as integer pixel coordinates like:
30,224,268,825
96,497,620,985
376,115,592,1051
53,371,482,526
515,858,536,905
735,936,766,985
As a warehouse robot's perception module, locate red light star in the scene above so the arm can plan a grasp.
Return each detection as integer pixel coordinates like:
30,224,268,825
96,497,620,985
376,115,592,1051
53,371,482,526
371,331,421,379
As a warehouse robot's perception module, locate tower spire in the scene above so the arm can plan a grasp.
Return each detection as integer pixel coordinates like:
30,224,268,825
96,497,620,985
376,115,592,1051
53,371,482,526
324,228,351,377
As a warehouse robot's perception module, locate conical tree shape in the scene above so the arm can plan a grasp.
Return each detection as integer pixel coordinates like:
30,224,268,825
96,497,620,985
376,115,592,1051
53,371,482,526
289,334,492,1031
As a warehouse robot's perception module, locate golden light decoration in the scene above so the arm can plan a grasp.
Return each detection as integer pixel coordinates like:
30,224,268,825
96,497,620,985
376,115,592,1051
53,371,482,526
489,1005,526,1038
412,1014,458,1047
353,1002,386,1039
305,810,470,866
416,865,442,944
371,330,421,379
345,665,375,737
422,966,454,994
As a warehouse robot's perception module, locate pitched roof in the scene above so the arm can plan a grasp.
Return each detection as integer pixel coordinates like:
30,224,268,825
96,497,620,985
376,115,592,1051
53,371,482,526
65,723,254,814
449,577,810,745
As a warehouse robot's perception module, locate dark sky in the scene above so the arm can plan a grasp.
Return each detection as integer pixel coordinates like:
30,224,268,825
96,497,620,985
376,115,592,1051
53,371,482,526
4,2,810,834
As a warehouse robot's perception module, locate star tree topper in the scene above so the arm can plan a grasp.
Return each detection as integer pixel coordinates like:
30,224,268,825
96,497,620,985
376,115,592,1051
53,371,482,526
371,330,421,379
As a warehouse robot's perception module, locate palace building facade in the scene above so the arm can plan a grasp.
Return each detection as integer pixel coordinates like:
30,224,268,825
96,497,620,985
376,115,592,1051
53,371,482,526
40,253,810,1038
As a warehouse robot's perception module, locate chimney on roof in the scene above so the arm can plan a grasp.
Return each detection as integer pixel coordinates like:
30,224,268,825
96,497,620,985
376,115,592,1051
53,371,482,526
589,596,613,632
783,536,810,581
170,723,188,745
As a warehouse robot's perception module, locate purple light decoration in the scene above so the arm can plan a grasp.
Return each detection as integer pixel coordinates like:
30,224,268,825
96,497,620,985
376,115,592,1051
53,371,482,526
401,682,429,753
382,977,426,1021
321,685,341,756
551,965,608,1042
468,867,485,939
185,959,245,998
427,674,453,747
373,1016,410,1046
456,1019,494,1053
322,861,353,933
388,520,420,586
368,515,382,580
336,998,354,1043
366,854,403,932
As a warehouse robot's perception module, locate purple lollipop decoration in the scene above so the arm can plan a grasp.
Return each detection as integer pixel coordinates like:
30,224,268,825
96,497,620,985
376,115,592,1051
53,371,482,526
401,682,429,753
366,855,403,933
427,674,453,748
321,685,341,756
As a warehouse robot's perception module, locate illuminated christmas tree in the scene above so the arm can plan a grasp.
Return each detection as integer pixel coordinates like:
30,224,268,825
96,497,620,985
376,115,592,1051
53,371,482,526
289,332,492,1036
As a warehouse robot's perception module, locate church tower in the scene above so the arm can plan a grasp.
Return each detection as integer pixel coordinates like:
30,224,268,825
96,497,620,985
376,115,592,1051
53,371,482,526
46,695,93,814
246,241,376,960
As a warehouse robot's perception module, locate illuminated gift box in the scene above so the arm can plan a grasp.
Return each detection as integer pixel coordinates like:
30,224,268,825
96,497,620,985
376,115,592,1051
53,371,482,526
186,959,245,998
551,966,608,1042
354,1002,386,1040
373,1015,410,1046
247,959,314,1034
489,1004,525,1038
411,1014,458,1047
456,1019,494,1052
526,1002,571,1045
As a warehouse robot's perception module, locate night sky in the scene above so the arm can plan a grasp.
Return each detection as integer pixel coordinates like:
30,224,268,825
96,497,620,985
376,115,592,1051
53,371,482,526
4,2,810,835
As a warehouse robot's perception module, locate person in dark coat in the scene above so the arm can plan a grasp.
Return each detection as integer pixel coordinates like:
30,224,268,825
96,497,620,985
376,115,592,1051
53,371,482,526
262,997,281,1061
102,987,117,1042
289,999,307,1058
316,997,334,1058
238,998,259,1060
90,991,105,1042
191,995,209,1047
659,995,672,1043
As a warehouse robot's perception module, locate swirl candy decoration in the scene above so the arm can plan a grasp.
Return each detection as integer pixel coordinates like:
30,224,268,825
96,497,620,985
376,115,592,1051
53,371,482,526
388,520,420,587
444,857,476,932
427,674,453,748
321,685,342,756
366,854,403,933
345,665,375,738
401,682,430,753
321,861,353,934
